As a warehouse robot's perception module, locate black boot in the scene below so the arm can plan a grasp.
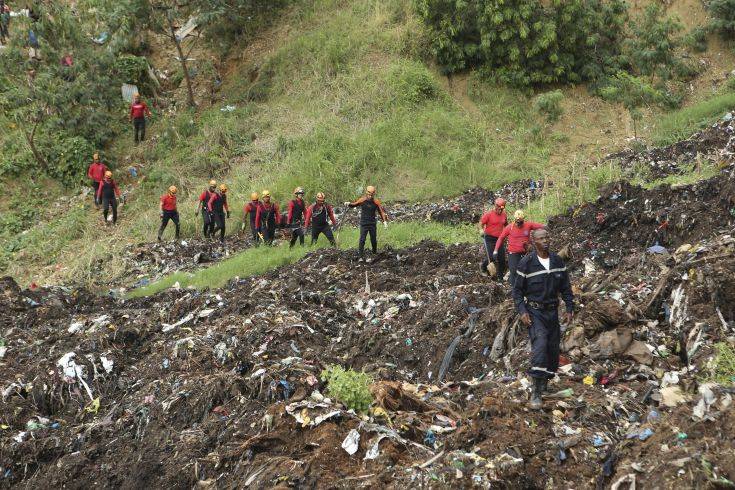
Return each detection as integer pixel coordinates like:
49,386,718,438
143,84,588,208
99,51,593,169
529,377,543,410
541,377,548,393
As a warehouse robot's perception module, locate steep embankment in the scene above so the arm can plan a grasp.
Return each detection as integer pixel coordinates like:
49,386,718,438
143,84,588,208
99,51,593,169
1,123,734,487
3,0,735,291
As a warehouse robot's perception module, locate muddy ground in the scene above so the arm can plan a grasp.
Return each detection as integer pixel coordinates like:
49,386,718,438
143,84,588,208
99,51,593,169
1,134,735,488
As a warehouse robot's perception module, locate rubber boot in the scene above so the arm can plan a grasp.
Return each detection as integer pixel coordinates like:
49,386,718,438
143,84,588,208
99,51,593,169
529,377,543,410
541,377,548,393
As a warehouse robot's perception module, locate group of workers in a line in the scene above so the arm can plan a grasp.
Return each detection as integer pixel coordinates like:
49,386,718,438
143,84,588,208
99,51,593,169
86,155,389,255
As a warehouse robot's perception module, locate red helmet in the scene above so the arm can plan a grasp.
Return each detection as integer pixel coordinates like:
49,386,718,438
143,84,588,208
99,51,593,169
494,197,506,208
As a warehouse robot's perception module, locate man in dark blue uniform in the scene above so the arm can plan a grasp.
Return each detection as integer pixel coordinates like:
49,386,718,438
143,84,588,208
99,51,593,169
512,229,574,410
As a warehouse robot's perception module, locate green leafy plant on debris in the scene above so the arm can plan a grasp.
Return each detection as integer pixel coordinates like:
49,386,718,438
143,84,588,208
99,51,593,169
320,365,374,413
711,342,735,385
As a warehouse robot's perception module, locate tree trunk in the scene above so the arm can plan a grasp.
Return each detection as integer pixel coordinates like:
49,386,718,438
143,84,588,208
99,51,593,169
22,117,49,171
166,10,195,108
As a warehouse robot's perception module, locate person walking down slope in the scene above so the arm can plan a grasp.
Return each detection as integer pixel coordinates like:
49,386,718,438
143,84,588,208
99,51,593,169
287,187,306,249
345,185,388,261
96,170,121,225
305,192,337,247
208,184,230,244
1,5,10,45
129,93,152,144
479,197,508,281
242,192,261,245
158,185,180,241
494,210,544,287
512,229,574,410
196,179,217,238
255,190,280,246
87,152,108,207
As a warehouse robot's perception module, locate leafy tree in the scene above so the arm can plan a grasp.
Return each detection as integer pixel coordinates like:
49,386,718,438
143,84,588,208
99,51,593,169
600,71,666,138
413,0,482,74
707,0,735,39
0,3,123,183
625,4,687,83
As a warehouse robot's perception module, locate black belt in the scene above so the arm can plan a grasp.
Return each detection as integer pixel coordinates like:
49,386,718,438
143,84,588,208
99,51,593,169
527,301,557,311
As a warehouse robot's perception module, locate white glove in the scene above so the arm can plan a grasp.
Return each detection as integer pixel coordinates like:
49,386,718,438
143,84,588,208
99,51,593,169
383,221,388,229
343,201,351,206
492,251,498,257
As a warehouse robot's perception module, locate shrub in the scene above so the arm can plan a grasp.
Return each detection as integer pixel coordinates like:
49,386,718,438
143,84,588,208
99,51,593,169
320,365,373,413
387,60,441,105
534,90,564,123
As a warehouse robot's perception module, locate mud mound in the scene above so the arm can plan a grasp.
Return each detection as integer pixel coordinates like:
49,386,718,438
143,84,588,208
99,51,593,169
341,179,548,227
550,167,735,268
610,118,735,179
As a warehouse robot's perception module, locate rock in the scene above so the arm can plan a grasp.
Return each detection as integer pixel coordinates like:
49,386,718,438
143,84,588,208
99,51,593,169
624,341,653,365
562,326,585,352
594,328,633,358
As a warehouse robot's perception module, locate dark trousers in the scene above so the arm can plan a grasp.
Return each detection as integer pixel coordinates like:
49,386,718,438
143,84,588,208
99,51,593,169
508,252,525,287
481,235,506,280
250,224,260,245
358,224,377,254
262,221,276,245
158,210,180,239
311,224,336,246
527,308,561,379
91,180,101,205
102,196,118,223
289,224,305,247
212,212,226,242
202,211,215,238
133,117,146,143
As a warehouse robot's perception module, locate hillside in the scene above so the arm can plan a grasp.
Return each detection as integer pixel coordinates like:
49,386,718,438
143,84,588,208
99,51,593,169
1,0,735,288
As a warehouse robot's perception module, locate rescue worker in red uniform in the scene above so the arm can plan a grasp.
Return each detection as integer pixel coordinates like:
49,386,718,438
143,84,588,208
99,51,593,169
87,152,108,206
208,184,230,243
129,93,152,143
96,170,121,225
478,197,508,280
345,185,387,260
196,179,217,238
242,192,261,245
158,185,180,241
255,190,280,246
494,210,544,287
287,187,306,248
305,192,337,246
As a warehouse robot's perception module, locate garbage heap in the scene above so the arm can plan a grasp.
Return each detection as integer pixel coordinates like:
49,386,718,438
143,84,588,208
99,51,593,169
1,167,734,486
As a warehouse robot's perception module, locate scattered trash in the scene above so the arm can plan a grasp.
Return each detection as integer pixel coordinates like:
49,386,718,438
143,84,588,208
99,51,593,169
341,429,361,455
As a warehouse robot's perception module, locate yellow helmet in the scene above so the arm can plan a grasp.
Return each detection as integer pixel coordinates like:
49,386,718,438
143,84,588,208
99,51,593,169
514,210,525,220
168,185,177,194
104,170,113,178
219,184,228,193
261,190,271,198
366,185,376,195
294,186,304,195
250,192,259,201
208,179,217,187
316,192,325,201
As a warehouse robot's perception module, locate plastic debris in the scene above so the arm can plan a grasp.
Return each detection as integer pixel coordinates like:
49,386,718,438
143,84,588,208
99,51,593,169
341,429,361,455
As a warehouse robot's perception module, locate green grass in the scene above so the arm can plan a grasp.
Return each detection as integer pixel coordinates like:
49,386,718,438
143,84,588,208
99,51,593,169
650,92,735,146
126,221,477,297
711,342,735,385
